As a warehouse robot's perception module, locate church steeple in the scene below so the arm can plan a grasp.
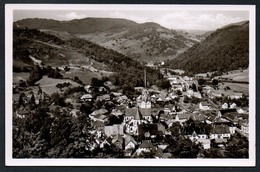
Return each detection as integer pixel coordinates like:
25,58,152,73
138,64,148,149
139,67,151,108
144,67,147,88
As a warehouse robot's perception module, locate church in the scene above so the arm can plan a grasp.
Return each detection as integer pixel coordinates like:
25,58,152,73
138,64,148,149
123,68,153,135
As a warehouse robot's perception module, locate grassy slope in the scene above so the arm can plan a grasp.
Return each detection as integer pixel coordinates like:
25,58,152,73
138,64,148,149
35,76,80,94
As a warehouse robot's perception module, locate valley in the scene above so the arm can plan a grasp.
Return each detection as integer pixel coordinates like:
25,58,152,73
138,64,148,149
12,17,250,159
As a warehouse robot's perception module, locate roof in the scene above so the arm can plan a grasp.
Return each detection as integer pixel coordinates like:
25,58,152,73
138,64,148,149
125,108,151,119
112,134,124,144
177,113,191,120
219,109,238,117
191,114,207,121
235,93,243,97
200,101,209,106
207,115,218,122
125,135,137,146
139,141,155,149
91,109,109,116
81,94,92,99
211,125,230,134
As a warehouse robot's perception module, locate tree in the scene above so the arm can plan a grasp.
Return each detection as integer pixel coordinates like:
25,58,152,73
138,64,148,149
18,93,25,108
191,83,197,92
29,93,36,109
91,77,103,87
198,78,205,86
212,79,218,86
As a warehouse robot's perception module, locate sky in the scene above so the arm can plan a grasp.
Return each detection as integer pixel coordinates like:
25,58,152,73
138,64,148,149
13,6,250,31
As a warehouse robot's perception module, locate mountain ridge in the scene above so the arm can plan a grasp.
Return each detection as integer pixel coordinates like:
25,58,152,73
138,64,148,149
14,17,201,61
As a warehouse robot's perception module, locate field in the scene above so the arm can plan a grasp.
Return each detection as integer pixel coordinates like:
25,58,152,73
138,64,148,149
215,69,249,82
36,76,80,94
13,72,30,84
224,82,249,95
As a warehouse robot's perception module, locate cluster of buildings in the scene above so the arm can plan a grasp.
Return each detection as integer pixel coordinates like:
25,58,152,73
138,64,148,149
13,66,249,158
76,68,249,158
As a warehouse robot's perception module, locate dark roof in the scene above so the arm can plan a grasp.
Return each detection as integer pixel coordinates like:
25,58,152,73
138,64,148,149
211,125,230,134
139,140,155,149
219,108,238,116
138,124,161,136
125,108,151,119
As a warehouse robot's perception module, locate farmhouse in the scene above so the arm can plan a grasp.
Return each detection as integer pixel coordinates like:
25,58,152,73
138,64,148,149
199,101,210,110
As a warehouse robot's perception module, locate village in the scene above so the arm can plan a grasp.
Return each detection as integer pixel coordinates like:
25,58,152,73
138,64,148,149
13,62,249,158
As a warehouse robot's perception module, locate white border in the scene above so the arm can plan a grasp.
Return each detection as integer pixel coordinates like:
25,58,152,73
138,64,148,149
5,4,256,166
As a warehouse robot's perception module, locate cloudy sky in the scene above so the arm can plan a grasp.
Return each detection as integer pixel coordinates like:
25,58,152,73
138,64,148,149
13,5,249,31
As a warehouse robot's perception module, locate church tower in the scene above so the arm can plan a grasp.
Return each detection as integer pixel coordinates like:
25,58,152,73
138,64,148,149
139,67,151,108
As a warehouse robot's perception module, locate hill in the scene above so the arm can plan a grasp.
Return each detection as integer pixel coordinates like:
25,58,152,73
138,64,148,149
13,27,168,90
14,18,200,61
164,21,249,75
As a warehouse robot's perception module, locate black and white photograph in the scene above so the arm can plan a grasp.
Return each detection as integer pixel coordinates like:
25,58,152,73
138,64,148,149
5,4,256,166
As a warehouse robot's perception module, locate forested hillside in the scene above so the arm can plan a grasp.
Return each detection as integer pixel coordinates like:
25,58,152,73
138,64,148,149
164,21,249,75
13,28,167,89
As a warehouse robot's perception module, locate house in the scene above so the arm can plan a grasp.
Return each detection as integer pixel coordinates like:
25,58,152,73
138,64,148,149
104,81,116,90
111,92,123,97
96,94,110,101
212,92,222,98
104,124,124,137
221,103,228,109
186,89,194,98
80,94,92,102
198,139,211,149
84,85,92,93
193,92,202,99
241,121,249,134
199,101,210,110
210,125,231,140
136,140,156,155
183,76,192,81
190,113,207,122
155,148,164,158
188,131,210,149
218,108,238,117
111,134,124,149
89,109,109,122
124,134,137,150
230,103,237,108
116,95,128,103
175,113,191,124
99,86,107,93
172,84,183,91
230,93,243,99
138,123,166,139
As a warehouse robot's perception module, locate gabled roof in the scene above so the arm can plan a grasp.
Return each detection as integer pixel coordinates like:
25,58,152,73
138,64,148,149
139,140,155,149
125,135,137,146
219,109,238,118
191,114,207,121
125,108,151,119
112,134,124,144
